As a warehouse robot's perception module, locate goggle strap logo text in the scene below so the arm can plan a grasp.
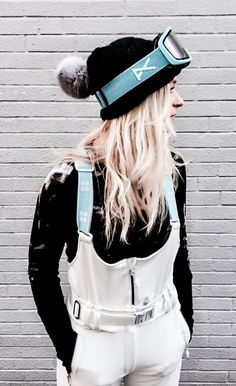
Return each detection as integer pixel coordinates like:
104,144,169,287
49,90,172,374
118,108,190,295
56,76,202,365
132,57,156,81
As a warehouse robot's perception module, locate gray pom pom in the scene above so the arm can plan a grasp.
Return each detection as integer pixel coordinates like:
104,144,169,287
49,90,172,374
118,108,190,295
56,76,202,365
55,56,89,99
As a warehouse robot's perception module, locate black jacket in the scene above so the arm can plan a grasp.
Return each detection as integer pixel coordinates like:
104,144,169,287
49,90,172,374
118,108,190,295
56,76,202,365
28,154,194,373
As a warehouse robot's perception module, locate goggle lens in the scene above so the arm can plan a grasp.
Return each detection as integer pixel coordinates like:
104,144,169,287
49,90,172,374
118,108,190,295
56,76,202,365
163,31,189,60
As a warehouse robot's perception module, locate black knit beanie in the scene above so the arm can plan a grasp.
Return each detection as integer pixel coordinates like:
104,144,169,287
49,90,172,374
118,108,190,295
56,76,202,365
56,34,185,120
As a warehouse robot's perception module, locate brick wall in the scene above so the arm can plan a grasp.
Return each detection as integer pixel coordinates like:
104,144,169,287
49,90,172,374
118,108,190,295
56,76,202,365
0,1,235,384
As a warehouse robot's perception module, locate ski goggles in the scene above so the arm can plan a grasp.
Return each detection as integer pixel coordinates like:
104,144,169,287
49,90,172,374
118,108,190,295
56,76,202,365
95,27,191,109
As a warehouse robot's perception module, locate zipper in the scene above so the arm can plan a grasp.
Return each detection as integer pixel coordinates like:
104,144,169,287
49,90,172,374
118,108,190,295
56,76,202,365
129,268,135,305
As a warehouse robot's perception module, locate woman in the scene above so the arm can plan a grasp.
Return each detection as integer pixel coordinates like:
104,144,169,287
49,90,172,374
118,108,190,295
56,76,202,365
28,27,194,386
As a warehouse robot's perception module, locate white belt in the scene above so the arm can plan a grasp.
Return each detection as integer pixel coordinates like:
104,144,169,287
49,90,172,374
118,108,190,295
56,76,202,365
67,283,179,330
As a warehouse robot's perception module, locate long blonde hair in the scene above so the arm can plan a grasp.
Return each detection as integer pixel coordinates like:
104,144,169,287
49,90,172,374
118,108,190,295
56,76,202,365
57,84,188,247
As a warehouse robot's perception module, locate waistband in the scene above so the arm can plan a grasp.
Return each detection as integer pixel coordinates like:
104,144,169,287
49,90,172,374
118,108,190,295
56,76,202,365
67,282,180,332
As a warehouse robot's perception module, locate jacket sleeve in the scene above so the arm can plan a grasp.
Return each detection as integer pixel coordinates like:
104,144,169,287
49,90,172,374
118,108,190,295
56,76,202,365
173,161,194,338
28,163,77,374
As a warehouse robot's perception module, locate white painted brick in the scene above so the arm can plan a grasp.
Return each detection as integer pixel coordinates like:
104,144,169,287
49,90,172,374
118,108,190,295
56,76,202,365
179,84,236,101
219,164,236,177
0,164,53,177
187,220,236,233
0,347,53,358
183,148,236,163
208,336,236,347
180,101,236,117
0,101,100,118
194,323,232,336
0,86,62,101
0,117,98,132
215,16,236,32
180,370,227,382
192,259,236,272
187,206,236,219
0,206,40,219
190,247,235,260
177,133,220,148
229,372,236,381
0,370,55,381
0,358,54,370
0,53,89,69
197,51,236,68
176,117,235,133
187,347,236,359
0,259,29,272
0,219,32,232
0,335,51,346
187,192,220,205
1,133,91,148
200,285,236,297
0,1,124,17
26,35,77,52
182,359,236,371
198,177,236,191
125,0,236,16
193,273,235,285
0,233,32,246
0,69,56,85
0,36,25,52
0,149,59,163
0,246,27,258
35,16,192,35
181,68,236,84
0,178,43,192
0,17,45,35
188,233,236,247
183,34,235,51
192,16,236,33
208,311,236,323
193,297,232,310
186,164,219,177
0,310,39,322
221,192,236,205
0,284,32,297
0,383,55,386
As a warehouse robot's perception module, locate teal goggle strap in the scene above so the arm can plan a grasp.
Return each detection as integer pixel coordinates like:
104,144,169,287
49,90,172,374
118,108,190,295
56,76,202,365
95,26,191,109
75,161,179,234
74,160,95,234
164,173,179,223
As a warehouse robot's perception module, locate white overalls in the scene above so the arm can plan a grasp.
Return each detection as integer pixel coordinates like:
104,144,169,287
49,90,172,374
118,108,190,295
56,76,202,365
57,162,190,386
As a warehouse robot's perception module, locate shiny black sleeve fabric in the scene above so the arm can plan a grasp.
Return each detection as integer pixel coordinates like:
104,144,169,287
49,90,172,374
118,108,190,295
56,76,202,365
28,165,77,374
173,162,194,337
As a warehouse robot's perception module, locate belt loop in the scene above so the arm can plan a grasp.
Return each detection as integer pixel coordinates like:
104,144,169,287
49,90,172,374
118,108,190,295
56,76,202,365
163,289,172,313
90,305,101,331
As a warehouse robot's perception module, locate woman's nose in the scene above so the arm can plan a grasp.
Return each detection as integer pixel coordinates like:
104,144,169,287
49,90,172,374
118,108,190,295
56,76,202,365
173,91,184,108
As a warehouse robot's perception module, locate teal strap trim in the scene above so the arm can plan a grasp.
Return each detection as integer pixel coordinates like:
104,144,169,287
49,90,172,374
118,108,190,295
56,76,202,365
164,174,179,222
74,161,94,234
95,49,169,108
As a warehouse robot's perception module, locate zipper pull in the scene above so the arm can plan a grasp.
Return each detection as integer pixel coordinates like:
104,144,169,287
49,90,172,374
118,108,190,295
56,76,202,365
67,373,72,385
129,268,139,288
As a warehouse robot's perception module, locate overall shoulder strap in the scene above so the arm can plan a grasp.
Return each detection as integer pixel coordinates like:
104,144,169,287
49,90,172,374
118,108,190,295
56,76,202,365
74,160,94,234
164,173,179,223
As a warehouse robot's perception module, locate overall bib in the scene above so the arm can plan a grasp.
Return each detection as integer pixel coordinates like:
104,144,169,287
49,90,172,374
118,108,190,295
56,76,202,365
57,162,190,386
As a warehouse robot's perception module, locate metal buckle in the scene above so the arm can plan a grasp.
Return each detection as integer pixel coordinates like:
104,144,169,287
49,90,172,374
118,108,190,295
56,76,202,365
134,307,154,325
73,300,81,320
